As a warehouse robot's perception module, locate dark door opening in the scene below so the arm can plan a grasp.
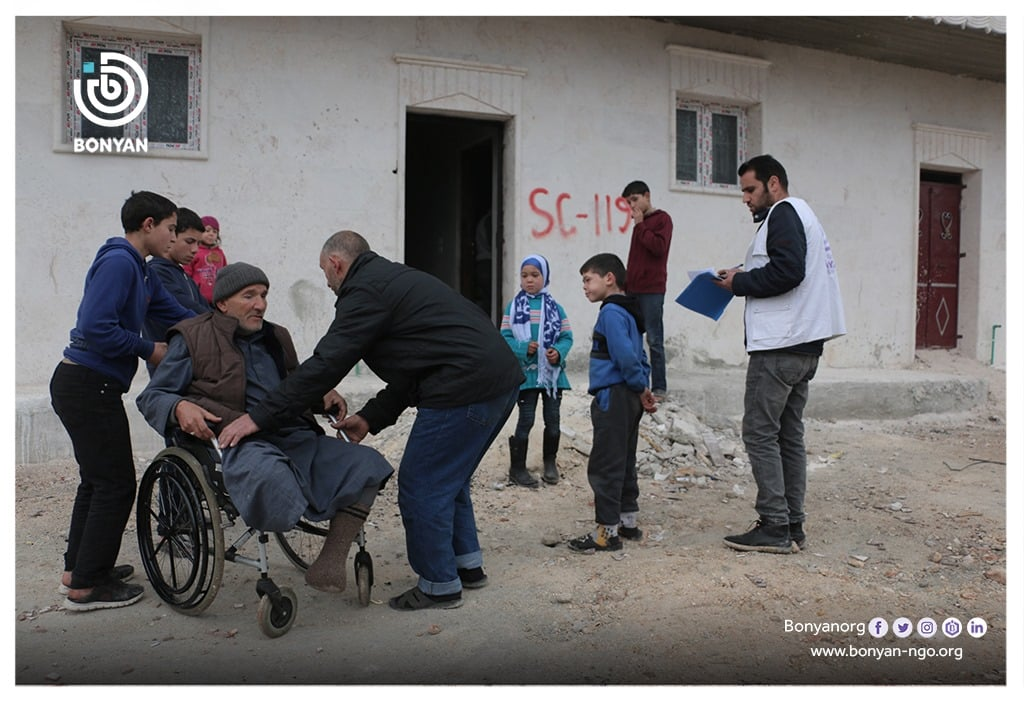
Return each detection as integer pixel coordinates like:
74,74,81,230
916,171,963,349
404,113,504,323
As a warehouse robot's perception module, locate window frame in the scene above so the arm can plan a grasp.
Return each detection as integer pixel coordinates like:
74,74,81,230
59,23,207,159
666,45,768,196
674,97,748,191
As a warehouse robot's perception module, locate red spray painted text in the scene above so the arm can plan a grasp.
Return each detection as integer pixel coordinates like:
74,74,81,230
529,188,633,238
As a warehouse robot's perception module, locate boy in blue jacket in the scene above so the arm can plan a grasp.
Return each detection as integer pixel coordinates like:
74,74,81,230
50,190,195,611
570,253,657,552
143,207,211,373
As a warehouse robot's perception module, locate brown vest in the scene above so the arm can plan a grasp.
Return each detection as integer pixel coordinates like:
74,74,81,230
169,312,308,432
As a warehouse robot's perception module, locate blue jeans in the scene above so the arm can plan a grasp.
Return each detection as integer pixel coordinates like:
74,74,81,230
741,351,819,526
397,388,517,595
635,293,666,392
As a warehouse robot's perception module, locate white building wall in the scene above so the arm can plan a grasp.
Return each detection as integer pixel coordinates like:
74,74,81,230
13,16,1006,461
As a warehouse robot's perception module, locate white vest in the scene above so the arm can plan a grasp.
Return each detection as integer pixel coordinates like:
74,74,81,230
743,197,846,352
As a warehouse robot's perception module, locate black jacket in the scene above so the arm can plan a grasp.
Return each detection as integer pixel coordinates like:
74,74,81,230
250,251,524,434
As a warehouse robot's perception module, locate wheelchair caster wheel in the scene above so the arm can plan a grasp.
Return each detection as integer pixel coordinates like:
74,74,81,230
354,548,373,607
356,563,371,607
257,585,298,638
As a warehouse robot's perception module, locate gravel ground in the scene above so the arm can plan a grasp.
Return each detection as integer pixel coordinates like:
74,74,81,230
11,351,1011,695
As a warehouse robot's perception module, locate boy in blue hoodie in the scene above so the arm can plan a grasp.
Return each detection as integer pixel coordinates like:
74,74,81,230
49,191,195,611
570,253,658,553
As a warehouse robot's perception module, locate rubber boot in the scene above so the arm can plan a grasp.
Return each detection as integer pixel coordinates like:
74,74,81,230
541,431,560,485
305,503,370,592
508,436,538,487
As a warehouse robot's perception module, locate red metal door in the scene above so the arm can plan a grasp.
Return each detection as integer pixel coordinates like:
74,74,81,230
916,180,962,348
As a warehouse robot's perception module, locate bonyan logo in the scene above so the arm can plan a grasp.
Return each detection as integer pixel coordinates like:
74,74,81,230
73,52,148,128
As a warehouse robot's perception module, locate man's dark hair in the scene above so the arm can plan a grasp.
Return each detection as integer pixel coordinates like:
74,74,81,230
175,207,205,234
737,154,789,191
120,191,177,233
621,180,650,198
580,252,627,290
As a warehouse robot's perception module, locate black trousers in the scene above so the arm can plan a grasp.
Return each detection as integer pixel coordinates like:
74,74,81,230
49,362,137,588
586,383,643,526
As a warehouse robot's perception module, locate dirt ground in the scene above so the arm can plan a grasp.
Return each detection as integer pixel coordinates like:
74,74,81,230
11,350,1011,692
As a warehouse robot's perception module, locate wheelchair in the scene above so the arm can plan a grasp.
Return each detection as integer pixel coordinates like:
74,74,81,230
135,431,375,638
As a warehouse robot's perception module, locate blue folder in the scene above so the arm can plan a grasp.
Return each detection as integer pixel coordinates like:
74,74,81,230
675,269,734,321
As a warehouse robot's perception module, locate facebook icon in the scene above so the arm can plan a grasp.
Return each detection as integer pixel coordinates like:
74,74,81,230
869,617,889,638
967,617,988,638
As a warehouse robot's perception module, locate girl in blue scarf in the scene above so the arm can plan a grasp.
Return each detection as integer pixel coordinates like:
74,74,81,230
500,254,574,486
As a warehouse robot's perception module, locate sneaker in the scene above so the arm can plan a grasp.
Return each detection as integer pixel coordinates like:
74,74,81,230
618,525,643,542
457,566,489,589
723,520,795,554
789,522,806,551
59,564,135,595
63,580,144,612
568,531,622,553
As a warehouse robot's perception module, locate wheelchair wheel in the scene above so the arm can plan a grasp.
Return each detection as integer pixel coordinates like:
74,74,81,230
136,448,225,615
274,519,328,572
257,585,298,638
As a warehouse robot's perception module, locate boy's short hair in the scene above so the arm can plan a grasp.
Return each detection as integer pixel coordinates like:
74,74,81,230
621,180,650,198
121,191,177,233
175,207,205,234
580,253,627,290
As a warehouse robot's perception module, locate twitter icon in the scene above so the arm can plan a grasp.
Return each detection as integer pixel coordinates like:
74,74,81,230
893,617,913,638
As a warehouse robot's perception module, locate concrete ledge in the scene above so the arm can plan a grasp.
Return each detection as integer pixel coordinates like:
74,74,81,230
16,387,166,467
667,367,988,421
15,366,989,466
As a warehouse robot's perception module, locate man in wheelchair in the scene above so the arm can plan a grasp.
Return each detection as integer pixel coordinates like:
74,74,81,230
137,262,394,592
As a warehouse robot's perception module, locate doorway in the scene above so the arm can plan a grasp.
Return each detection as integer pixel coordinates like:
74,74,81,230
404,112,505,323
916,171,963,348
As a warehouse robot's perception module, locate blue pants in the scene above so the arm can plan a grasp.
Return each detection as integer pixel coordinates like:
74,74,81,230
742,351,819,525
397,388,517,596
636,293,666,392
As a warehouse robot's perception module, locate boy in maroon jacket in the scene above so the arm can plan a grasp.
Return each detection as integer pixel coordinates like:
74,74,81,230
622,180,673,399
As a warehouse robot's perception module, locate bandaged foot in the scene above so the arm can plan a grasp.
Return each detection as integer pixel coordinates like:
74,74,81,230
305,504,370,592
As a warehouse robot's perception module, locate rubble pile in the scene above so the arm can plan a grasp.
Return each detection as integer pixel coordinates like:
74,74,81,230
549,392,749,489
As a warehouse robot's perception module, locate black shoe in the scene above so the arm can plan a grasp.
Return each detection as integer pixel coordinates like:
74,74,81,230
568,532,622,553
60,564,135,595
789,523,806,550
388,586,463,611
618,526,643,541
723,520,794,554
457,566,489,589
63,580,144,612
